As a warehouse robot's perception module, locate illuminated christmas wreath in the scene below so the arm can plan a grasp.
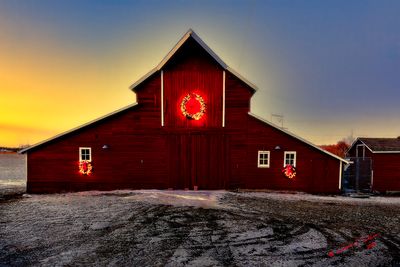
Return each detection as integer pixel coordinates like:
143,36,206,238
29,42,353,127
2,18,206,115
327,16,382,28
180,93,206,120
282,164,296,179
79,160,93,175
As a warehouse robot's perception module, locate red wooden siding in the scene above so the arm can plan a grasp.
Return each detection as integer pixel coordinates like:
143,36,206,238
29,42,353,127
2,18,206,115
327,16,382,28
163,37,223,129
371,154,400,192
225,71,252,129
224,109,340,193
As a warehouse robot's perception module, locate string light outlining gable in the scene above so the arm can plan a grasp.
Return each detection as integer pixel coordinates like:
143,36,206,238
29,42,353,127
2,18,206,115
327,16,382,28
180,93,206,120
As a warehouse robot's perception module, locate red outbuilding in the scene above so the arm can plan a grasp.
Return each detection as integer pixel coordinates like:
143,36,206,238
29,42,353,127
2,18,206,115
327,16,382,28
346,137,400,193
21,29,347,194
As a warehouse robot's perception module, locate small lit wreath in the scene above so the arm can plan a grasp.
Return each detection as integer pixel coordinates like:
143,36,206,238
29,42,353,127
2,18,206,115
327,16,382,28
180,93,206,120
282,164,296,179
79,160,93,175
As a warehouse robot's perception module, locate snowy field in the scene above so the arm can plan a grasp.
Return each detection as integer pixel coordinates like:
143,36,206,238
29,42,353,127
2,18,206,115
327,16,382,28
0,153,26,198
1,190,400,266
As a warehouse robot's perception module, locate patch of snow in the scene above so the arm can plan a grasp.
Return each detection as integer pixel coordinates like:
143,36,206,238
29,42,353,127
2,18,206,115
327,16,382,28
89,222,110,231
283,228,327,253
185,250,222,267
0,153,26,197
122,190,226,208
227,227,273,243
1,190,398,266
238,191,400,205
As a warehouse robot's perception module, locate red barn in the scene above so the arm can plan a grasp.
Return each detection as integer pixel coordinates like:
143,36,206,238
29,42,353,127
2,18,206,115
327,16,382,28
346,137,400,193
21,29,347,194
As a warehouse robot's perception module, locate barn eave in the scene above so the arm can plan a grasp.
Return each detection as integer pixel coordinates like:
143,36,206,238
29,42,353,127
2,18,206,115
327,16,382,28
248,112,349,164
19,103,139,154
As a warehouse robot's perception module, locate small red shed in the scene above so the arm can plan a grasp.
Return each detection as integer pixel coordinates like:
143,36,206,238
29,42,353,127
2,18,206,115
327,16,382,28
346,137,400,193
20,29,347,194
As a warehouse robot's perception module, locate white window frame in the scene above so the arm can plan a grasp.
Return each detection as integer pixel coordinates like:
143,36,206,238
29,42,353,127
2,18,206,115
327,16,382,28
356,144,365,159
258,151,270,168
79,147,92,162
284,151,296,167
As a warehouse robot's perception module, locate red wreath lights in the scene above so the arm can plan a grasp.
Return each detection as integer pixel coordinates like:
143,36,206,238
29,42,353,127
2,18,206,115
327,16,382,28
79,160,93,175
282,164,296,179
180,93,206,120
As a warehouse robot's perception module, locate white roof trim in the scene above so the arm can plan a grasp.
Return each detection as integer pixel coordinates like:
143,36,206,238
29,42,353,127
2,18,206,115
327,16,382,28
357,139,374,153
346,138,360,155
373,151,400,153
129,68,157,90
226,66,258,91
248,112,349,163
20,103,138,154
157,29,228,70
129,29,258,92
345,138,374,155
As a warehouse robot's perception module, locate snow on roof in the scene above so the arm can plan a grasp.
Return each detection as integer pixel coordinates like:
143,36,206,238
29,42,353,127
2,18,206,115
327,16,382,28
20,103,138,154
129,29,258,92
248,112,349,163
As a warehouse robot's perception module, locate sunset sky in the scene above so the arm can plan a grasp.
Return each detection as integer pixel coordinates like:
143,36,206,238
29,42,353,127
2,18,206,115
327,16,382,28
1,0,400,147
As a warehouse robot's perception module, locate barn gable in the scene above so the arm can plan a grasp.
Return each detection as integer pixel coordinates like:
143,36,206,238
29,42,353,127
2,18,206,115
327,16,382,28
129,29,257,93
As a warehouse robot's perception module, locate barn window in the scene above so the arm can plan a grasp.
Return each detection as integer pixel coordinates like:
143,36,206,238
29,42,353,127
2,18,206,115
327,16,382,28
284,151,296,167
79,147,92,162
258,151,270,168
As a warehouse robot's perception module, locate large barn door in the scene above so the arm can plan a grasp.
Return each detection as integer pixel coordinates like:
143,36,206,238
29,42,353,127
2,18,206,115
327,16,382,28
168,133,226,190
191,133,225,189
168,134,190,189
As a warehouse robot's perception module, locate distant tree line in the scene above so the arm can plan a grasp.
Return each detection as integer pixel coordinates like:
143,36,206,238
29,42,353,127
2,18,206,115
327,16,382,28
319,141,350,158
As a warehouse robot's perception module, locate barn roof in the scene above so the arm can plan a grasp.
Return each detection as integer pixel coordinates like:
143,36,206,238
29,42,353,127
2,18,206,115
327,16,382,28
129,29,258,92
19,103,138,154
248,113,349,163
352,137,400,153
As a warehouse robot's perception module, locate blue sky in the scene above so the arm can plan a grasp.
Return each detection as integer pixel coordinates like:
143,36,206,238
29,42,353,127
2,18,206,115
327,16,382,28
1,0,400,146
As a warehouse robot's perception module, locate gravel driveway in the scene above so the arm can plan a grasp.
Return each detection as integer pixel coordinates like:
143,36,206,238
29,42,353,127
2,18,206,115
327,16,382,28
1,190,399,266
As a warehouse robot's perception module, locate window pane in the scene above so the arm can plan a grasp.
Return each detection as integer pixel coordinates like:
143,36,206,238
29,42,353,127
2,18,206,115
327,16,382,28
258,151,270,167
284,152,295,166
80,148,91,161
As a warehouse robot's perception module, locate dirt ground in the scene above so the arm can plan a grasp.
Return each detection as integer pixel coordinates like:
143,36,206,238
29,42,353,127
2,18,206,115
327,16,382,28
0,190,399,267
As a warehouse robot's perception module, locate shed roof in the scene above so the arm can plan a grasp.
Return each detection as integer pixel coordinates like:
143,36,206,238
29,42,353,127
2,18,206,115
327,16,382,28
356,137,400,153
129,29,258,92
